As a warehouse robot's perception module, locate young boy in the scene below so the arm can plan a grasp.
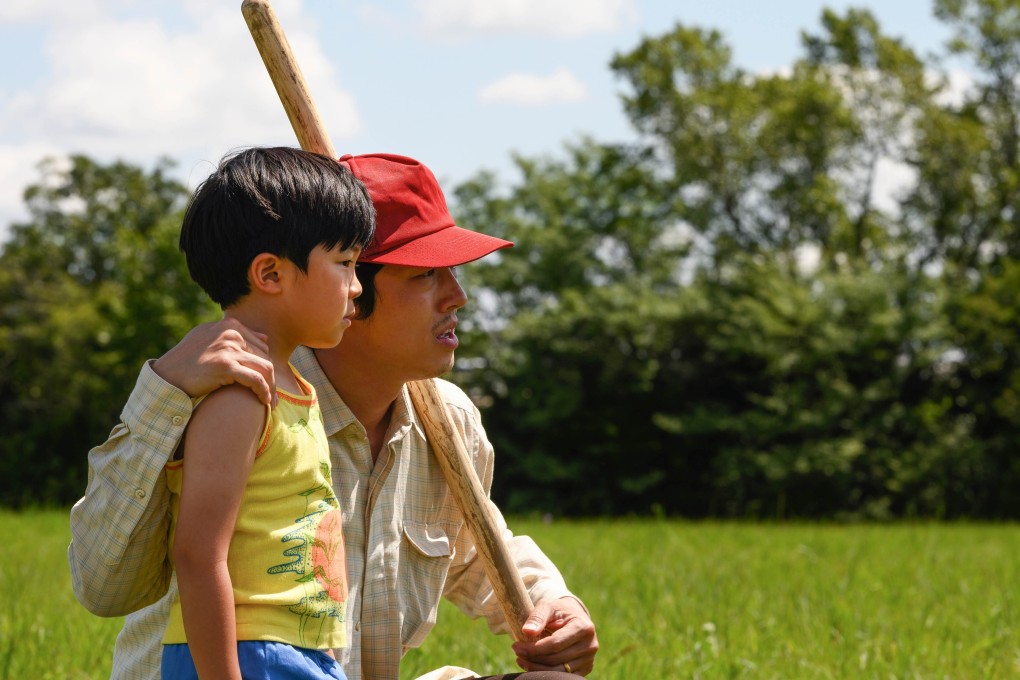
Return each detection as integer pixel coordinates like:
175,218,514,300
160,146,375,679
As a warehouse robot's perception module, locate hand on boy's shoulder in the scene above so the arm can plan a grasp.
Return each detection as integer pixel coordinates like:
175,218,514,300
155,318,277,407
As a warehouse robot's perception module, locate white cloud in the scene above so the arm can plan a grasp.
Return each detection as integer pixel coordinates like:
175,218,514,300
414,0,638,37
479,67,586,106
4,4,357,155
0,143,61,236
0,0,105,24
795,243,821,276
934,67,977,107
0,1,359,240
872,156,917,216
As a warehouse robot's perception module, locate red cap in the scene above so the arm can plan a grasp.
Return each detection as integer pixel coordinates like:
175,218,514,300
338,153,513,266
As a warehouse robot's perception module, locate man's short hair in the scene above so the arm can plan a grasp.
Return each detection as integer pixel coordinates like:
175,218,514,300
352,262,383,319
180,146,376,308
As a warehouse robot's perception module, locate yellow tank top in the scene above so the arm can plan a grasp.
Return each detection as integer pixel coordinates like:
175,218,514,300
163,373,347,650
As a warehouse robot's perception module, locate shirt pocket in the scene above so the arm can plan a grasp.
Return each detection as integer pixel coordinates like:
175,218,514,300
399,520,461,649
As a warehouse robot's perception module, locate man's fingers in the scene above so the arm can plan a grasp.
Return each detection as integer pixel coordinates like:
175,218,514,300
229,325,270,357
515,654,592,676
513,599,598,677
212,326,268,358
520,599,556,638
204,325,277,404
516,636,589,666
153,319,278,400
227,364,276,406
245,331,270,356
517,600,582,648
562,660,588,676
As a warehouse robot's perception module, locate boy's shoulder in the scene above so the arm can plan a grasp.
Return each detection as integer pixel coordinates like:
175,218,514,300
194,383,266,417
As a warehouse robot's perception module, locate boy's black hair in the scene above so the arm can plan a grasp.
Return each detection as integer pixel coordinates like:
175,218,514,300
180,146,376,308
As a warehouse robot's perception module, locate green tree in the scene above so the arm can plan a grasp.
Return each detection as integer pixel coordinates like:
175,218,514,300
452,142,691,515
453,3,1020,518
925,0,1020,517
0,155,217,506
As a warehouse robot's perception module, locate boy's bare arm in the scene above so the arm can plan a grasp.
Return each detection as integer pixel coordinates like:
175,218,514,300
173,385,263,680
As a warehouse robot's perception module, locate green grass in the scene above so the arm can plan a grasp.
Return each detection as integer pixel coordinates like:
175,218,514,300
2,511,1018,679
0,510,124,679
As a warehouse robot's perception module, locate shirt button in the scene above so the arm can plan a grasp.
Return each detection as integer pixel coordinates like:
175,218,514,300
135,488,146,499
171,415,183,426
354,622,361,632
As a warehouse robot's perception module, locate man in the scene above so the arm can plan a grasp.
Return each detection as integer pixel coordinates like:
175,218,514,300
69,152,598,680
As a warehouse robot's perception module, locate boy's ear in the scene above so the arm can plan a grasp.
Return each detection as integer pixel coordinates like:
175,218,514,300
248,253,286,294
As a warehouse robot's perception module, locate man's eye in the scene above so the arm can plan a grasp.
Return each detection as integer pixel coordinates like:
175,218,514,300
420,269,436,278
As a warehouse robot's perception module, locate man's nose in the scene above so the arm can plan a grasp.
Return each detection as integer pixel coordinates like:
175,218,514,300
439,267,467,311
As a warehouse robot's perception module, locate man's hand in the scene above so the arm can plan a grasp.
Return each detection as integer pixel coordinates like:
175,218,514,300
511,596,598,676
151,319,276,406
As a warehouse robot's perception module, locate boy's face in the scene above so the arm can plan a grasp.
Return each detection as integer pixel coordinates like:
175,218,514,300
287,244,362,349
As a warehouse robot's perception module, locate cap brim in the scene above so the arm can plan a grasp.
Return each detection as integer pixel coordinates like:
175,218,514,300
360,225,513,267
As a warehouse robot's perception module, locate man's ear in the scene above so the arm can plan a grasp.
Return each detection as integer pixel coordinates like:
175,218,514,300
248,253,286,294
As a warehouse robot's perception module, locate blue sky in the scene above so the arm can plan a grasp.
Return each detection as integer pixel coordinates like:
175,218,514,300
0,1,957,239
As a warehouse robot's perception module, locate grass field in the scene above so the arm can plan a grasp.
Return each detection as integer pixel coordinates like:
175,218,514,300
1,510,1017,679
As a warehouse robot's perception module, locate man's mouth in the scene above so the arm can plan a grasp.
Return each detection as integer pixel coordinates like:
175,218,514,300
435,317,459,347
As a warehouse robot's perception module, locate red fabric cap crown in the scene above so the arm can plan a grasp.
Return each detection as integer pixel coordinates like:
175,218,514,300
338,153,513,267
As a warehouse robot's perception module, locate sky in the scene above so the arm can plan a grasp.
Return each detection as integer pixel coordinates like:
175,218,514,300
0,0,958,241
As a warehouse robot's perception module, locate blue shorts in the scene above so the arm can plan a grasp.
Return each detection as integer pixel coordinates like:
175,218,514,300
162,641,346,680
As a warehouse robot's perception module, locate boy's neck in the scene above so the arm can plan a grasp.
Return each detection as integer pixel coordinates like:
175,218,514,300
222,308,301,393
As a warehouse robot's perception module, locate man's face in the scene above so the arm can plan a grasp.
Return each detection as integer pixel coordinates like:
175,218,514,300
341,264,468,384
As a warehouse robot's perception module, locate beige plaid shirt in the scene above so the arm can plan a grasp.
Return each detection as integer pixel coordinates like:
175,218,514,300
69,346,574,680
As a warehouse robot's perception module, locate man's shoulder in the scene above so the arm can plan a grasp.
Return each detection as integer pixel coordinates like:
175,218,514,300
431,378,477,416
423,379,490,459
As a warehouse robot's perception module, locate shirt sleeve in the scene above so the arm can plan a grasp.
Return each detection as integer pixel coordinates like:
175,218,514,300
437,385,580,634
68,360,193,617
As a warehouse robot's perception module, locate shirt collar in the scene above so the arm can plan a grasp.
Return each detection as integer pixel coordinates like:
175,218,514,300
391,382,427,442
291,346,358,438
290,346,427,442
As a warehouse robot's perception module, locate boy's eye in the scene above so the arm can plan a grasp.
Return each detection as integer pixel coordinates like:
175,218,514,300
419,269,437,278
336,247,362,267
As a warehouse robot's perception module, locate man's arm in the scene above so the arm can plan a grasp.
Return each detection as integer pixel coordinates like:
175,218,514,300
68,360,191,616
444,498,599,676
436,381,599,675
68,319,275,617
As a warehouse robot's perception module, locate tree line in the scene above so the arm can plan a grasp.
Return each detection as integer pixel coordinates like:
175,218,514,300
1,0,1017,518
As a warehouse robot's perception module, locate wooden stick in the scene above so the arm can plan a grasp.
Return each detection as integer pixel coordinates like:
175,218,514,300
405,379,534,640
241,0,336,158
240,0,534,642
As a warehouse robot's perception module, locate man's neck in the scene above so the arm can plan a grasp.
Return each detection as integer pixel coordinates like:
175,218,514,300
313,346,403,459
